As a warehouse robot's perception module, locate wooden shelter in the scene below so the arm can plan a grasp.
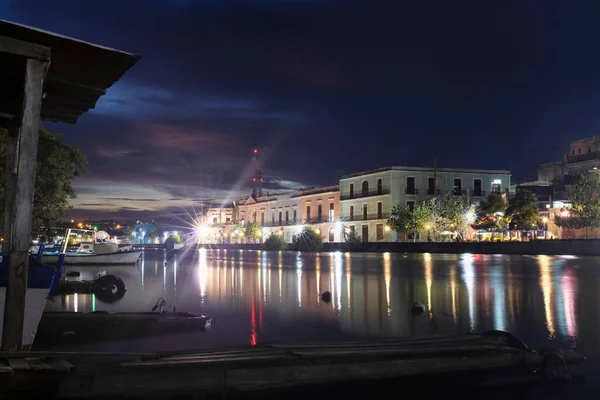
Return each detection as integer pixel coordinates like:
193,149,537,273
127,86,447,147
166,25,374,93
0,19,140,351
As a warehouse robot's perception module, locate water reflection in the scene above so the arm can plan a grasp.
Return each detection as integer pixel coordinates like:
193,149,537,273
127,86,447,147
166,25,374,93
46,251,586,350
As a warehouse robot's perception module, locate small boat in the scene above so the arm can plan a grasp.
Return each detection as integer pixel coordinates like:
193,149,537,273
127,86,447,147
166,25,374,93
0,250,65,349
36,306,212,346
34,228,142,266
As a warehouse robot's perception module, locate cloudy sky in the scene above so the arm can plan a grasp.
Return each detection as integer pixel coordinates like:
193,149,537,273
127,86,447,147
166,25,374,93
3,0,600,219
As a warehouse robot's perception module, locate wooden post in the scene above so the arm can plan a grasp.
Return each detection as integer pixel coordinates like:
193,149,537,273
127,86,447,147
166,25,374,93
1,58,47,351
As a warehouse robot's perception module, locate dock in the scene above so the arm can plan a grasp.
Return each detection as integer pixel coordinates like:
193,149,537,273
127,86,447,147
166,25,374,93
0,331,586,398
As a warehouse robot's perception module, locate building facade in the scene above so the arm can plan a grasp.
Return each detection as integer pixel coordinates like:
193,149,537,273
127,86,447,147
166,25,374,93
339,166,511,242
538,135,600,183
234,185,341,243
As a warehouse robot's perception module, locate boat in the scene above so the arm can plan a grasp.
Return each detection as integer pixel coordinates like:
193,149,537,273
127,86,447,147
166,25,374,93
0,250,65,350
35,298,212,346
35,228,142,266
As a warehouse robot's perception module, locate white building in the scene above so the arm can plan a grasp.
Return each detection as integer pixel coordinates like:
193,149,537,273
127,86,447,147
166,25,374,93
339,166,511,242
234,185,342,243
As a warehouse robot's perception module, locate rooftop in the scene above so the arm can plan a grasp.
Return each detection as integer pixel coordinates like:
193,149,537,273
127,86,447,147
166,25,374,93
340,166,511,180
0,19,140,124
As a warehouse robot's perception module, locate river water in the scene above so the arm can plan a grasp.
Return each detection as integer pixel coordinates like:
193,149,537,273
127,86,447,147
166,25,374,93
41,249,600,395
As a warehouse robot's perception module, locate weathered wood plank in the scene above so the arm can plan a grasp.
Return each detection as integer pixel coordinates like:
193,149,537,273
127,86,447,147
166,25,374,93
1,57,48,351
6,358,31,370
0,35,51,60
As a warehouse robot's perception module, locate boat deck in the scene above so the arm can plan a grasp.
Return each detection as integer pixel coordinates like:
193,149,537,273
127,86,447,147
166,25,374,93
0,333,587,398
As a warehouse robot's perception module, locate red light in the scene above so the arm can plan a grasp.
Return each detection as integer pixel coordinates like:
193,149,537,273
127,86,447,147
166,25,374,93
252,178,256,182
260,178,263,182
253,149,258,153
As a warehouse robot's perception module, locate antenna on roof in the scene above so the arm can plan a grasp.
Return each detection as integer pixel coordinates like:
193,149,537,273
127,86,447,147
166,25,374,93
252,149,263,198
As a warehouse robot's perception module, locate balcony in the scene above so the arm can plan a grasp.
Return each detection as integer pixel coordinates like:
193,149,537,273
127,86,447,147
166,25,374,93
405,187,419,195
345,212,390,221
473,190,486,197
341,188,390,201
426,188,441,196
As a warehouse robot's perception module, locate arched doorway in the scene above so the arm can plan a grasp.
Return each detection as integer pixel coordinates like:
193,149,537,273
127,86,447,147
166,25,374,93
328,227,335,242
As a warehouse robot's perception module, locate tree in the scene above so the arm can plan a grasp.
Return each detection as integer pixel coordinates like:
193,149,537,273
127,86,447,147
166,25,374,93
0,127,86,233
431,194,474,240
473,193,507,231
344,230,362,251
245,222,262,240
555,172,600,237
262,234,287,251
388,200,433,241
505,189,539,231
290,227,322,251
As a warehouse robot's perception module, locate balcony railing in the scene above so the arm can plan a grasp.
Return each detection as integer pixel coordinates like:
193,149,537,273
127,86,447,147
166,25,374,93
473,190,486,197
345,212,390,221
405,187,419,195
341,188,390,201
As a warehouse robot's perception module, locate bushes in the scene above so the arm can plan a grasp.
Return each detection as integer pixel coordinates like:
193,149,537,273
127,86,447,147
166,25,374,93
262,234,287,251
289,228,323,252
344,230,362,251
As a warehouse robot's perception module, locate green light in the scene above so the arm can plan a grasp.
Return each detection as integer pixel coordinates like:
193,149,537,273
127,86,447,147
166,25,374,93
93,226,98,231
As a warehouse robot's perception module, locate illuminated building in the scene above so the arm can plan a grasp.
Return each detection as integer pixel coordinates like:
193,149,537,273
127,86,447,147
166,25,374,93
339,166,511,242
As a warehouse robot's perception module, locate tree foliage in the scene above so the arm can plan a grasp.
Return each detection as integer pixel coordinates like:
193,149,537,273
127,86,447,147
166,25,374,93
0,127,86,233
262,234,287,251
557,172,600,229
473,193,508,231
344,229,362,251
505,189,539,230
245,221,262,240
290,227,322,252
387,201,433,241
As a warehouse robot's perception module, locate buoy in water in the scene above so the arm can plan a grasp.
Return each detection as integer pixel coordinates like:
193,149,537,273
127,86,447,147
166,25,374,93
320,291,332,303
410,302,427,314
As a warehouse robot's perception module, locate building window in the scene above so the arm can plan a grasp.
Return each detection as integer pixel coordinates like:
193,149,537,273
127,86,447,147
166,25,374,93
362,204,368,220
362,225,369,242
377,202,383,219
579,148,581,154
362,181,369,196
285,211,289,223
226,217,231,222
377,178,383,195
329,203,334,221
317,204,323,221
492,182,501,194
427,177,435,195
328,227,335,242
253,212,257,222
473,179,482,197
376,224,384,241
260,213,264,225
589,146,592,153
278,211,282,225
349,183,354,198
293,209,297,222
213,217,217,223
453,178,462,196
407,201,415,210
406,177,416,194
349,205,355,221
306,205,311,221
271,212,275,225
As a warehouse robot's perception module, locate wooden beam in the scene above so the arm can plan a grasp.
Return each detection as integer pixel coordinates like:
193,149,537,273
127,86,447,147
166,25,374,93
0,35,50,61
1,58,48,351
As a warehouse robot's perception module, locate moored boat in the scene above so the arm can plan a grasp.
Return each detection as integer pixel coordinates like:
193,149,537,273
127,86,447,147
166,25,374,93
0,252,65,349
34,228,142,265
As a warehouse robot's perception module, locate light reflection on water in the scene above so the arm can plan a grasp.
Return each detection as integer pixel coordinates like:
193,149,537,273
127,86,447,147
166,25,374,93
45,250,595,352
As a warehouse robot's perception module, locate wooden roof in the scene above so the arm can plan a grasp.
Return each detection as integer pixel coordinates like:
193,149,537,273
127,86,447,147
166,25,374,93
0,19,140,124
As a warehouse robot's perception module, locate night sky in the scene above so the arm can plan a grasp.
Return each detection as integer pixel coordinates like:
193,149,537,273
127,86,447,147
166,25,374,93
3,0,600,220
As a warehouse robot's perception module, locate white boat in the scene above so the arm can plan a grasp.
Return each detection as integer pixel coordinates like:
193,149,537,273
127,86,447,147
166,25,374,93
0,251,64,349
37,229,142,266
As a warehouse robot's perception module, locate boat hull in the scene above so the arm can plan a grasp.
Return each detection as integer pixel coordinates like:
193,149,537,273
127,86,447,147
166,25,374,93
43,251,142,265
0,257,62,348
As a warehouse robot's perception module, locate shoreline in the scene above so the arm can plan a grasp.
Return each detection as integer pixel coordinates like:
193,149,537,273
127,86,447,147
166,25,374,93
183,239,600,256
